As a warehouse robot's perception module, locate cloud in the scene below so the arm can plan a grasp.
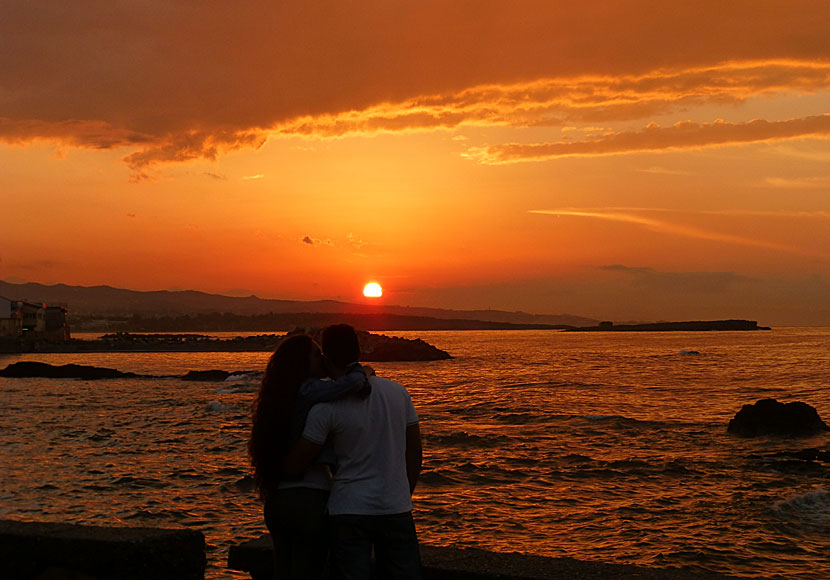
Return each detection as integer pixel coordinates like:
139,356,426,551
637,166,692,176
2,2,829,170
598,265,750,293
275,61,830,138
242,174,265,181
763,176,830,189
469,115,830,163
301,236,333,247
529,208,823,255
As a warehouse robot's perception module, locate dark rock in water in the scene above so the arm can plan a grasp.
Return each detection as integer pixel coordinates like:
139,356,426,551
181,369,232,381
181,369,255,381
287,327,452,361
359,332,452,362
0,361,136,380
728,398,830,437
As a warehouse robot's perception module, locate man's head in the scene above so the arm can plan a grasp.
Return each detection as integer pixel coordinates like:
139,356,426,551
322,324,361,372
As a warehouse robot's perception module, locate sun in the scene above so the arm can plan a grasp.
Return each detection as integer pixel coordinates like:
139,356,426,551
363,282,383,298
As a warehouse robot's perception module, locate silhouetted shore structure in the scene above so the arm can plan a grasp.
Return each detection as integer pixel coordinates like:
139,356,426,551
0,520,737,580
565,320,770,332
229,534,736,580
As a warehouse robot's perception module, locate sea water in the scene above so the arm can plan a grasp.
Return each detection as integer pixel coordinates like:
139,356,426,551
1,328,829,579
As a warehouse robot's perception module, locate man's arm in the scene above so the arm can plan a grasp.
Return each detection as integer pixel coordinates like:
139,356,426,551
405,422,423,494
299,364,370,404
282,436,324,478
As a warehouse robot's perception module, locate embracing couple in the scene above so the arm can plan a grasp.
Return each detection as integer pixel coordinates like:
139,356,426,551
249,324,423,580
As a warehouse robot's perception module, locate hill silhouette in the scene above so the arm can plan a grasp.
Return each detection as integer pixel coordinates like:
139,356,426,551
0,280,597,328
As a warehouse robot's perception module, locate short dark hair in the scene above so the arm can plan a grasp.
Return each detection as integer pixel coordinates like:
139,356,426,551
322,324,361,369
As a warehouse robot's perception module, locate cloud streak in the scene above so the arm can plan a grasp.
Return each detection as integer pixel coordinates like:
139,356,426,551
529,208,823,255
274,60,830,137
469,115,830,163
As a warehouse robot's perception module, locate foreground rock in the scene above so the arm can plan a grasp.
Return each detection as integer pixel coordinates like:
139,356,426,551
229,535,735,580
0,361,138,380
728,398,830,437
0,519,205,580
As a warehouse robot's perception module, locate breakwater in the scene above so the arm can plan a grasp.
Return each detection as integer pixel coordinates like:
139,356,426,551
0,330,452,361
0,520,734,580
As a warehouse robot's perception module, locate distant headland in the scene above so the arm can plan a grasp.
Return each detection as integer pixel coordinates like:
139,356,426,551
565,320,771,332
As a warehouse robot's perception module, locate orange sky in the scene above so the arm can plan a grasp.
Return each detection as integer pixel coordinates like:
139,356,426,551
2,1,829,325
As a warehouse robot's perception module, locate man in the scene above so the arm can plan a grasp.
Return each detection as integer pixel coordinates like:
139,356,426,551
284,324,423,580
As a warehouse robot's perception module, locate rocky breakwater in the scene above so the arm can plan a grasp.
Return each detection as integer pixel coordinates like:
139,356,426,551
288,328,452,361
15,330,452,361
727,398,830,437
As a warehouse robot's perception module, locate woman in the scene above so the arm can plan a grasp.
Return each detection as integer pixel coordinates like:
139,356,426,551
249,334,369,580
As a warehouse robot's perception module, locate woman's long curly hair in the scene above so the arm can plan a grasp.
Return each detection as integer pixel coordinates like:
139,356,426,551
249,334,317,500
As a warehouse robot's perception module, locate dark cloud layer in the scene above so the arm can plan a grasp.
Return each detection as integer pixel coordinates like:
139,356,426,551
2,1,829,169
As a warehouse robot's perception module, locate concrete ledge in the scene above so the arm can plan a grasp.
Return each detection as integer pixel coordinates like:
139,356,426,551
0,520,205,580
229,535,737,580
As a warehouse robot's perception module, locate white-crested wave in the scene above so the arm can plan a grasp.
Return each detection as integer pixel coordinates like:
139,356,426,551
774,488,830,525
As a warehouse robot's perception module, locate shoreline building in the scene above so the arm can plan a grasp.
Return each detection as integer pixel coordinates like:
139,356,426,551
0,296,24,338
0,297,70,341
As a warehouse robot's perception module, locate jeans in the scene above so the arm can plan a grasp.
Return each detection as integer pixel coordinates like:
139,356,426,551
329,512,422,580
264,487,330,580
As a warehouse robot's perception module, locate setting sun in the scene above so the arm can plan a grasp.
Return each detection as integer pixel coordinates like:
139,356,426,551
363,282,383,298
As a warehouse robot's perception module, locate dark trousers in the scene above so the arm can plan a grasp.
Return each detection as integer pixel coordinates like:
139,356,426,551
329,512,422,580
264,487,330,580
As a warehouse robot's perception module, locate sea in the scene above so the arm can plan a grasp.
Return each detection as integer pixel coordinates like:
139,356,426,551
1,328,829,579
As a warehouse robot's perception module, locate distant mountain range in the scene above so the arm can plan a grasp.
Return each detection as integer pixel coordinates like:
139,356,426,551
0,280,598,328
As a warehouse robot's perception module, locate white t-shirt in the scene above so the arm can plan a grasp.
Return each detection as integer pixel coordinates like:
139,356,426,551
302,375,419,516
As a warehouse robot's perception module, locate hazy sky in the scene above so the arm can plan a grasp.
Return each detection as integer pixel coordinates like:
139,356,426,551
2,1,829,324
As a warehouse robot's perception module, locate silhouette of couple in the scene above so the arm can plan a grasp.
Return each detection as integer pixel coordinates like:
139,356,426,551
249,324,423,580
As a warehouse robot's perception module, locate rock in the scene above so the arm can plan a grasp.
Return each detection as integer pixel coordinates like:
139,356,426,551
359,332,451,362
727,398,830,437
0,519,205,580
182,370,233,381
0,362,136,380
287,328,452,361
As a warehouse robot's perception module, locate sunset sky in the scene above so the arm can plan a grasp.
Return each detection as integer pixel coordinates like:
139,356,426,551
2,1,829,325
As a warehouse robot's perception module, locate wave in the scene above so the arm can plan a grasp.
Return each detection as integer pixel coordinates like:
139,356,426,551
428,431,511,448
110,476,169,489
774,488,830,526
213,384,257,394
